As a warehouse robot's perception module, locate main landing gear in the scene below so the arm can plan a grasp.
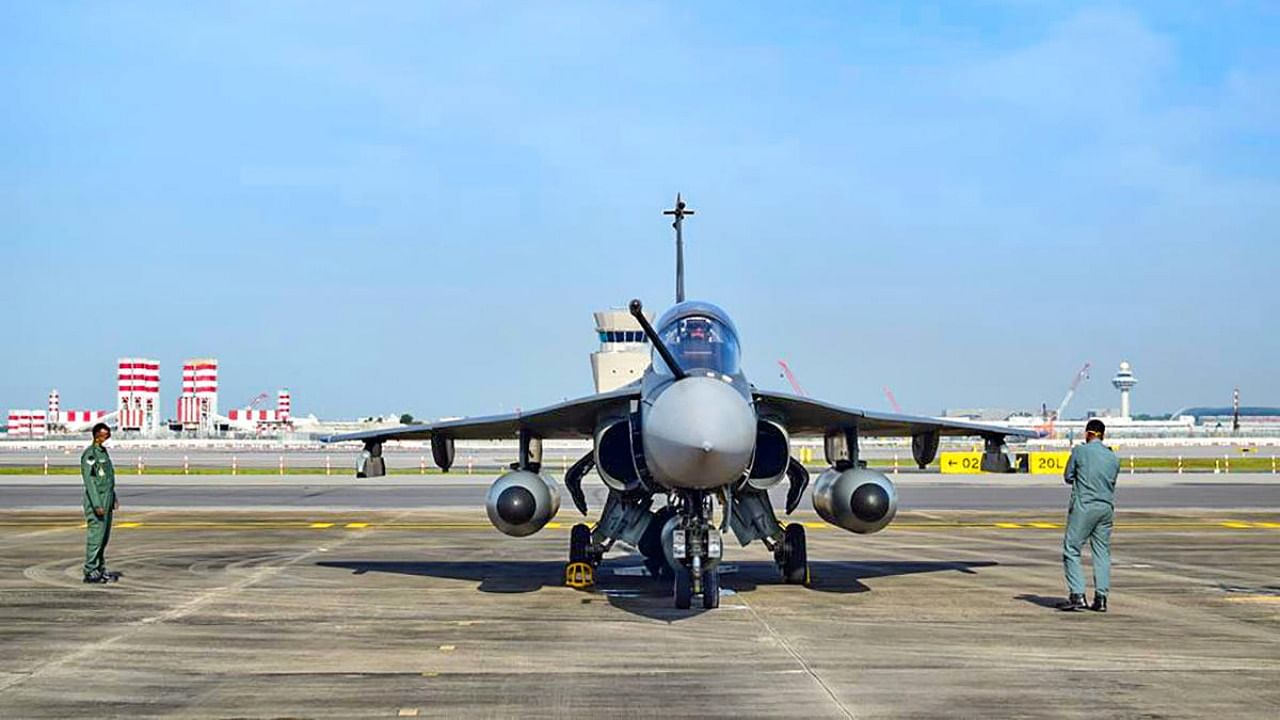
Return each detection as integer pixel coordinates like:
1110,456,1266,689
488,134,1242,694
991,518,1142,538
774,522,809,586
565,523,600,589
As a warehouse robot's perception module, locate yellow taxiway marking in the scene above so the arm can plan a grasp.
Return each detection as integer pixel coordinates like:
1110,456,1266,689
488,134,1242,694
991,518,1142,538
995,522,1022,529
438,645,456,652
1028,522,1059,529
1221,521,1253,529
1225,596,1280,604
1257,522,1280,529
344,522,369,529
803,522,825,528
309,522,334,529
544,522,562,529
115,522,143,528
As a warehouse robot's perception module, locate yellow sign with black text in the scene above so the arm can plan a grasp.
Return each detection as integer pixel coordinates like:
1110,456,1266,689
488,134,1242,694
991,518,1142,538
939,452,984,474
1029,451,1071,475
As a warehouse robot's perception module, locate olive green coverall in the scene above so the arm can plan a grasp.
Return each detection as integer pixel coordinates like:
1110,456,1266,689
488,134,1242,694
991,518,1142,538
1062,439,1119,597
81,443,116,576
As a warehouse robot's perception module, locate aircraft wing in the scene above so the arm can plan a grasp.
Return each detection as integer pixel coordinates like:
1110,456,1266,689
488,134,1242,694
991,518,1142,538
320,387,639,444
752,389,1037,440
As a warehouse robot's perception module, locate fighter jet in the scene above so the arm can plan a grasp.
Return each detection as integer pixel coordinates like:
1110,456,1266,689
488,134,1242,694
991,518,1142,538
323,195,1036,609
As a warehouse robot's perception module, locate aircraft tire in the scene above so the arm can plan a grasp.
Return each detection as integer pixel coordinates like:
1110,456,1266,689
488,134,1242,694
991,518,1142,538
780,523,809,585
569,523,593,564
701,567,720,609
674,568,693,609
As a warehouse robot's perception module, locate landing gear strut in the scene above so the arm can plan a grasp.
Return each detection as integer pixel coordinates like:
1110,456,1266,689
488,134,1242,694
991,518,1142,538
775,523,809,585
668,491,722,609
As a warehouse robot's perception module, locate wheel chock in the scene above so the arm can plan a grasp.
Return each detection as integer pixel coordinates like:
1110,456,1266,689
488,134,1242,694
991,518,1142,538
564,561,595,589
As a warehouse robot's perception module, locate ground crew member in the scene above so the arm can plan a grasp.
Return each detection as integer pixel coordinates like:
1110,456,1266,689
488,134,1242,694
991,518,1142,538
81,422,120,584
1057,419,1118,612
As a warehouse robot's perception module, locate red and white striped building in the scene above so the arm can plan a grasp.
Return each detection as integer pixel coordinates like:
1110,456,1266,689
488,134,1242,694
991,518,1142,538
175,358,218,432
117,357,161,434
6,410,48,438
46,389,109,432
225,389,294,431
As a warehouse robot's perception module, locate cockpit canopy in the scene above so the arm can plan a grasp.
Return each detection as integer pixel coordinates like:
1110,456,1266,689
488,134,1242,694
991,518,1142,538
653,302,741,376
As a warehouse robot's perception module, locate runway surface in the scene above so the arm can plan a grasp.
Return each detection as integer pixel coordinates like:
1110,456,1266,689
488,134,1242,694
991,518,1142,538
0,508,1276,718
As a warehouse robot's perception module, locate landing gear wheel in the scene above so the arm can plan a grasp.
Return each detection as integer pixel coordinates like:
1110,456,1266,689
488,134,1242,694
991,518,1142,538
569,523,593,564
701,567,720,609
640,506,675,582
565,523,595,589
674,568,693,610
777,523,809,585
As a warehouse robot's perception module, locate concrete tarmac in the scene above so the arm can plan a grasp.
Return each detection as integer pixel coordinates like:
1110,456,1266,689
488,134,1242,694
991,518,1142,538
0,508,1277,718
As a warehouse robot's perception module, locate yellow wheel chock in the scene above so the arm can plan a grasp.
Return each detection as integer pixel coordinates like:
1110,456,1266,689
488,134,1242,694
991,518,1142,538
564,561,595,589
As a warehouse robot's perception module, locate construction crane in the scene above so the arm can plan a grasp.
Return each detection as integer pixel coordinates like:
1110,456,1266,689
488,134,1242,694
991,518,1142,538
244,392,268,410
777,360,808,397
883,386,902,413
1038,362,1091,437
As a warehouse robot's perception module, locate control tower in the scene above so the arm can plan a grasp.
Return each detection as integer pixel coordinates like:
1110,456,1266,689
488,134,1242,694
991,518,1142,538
1111,361,1138,419
591,308,653,393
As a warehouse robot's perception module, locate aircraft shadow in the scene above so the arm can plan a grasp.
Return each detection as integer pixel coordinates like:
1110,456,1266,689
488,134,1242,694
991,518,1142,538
316,556,997,622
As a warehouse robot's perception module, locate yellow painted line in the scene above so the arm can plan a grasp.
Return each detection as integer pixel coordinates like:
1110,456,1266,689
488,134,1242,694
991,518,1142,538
1028,522,1059,529
1221,521,1252,529
1224,596,1280,604
803,522,826,528
398,709,420,717
438,644,455,652
115,522,143,528
344,522,369,529
421,671,439,677
544,522,562,529
1257,522,1280,529
995,523,1022,529
309,522,334,529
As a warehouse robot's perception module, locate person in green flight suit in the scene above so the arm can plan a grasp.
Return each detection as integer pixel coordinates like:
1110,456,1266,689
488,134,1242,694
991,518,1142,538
1057,419,1119,612
81,422,120,584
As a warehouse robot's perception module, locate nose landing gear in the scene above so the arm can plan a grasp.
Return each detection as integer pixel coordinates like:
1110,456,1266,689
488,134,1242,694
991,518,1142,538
668,491,722,609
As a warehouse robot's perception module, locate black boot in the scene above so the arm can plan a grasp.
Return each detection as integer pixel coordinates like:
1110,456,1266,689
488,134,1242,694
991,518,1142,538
1090,594,1107,612
82,570,109,584
103,569,122,582
1056,593,1087,611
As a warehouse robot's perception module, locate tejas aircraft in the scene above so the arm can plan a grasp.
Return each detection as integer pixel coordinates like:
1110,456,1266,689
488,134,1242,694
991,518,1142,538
324,196,1035,609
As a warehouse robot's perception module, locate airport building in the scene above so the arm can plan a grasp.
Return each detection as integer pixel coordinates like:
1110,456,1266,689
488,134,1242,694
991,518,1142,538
116,357,162,434
4,356,301,438
590,307,653,393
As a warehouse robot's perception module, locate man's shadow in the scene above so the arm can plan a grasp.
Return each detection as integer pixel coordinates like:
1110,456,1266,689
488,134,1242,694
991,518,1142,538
1014,594,1066,609
316,555,998,621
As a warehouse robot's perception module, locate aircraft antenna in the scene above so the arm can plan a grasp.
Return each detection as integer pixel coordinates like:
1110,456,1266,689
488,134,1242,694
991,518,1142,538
662,193,695,303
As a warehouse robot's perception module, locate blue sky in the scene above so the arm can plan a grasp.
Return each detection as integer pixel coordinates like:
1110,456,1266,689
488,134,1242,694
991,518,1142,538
3,1,1277,420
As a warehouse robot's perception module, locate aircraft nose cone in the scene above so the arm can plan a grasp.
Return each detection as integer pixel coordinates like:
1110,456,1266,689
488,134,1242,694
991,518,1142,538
643,376,756,489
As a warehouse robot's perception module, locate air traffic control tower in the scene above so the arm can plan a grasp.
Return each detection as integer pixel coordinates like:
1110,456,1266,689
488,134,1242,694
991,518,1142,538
591,308,653,393
1112,361,1138,419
